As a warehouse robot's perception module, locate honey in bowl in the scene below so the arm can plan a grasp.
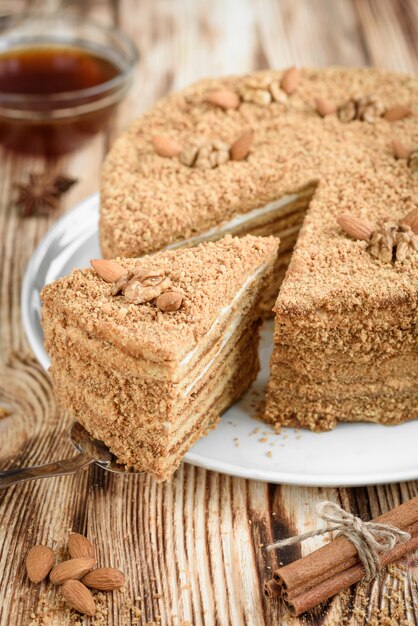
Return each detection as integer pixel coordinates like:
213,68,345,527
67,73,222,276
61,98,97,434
0,44,122,156
0,46,118,96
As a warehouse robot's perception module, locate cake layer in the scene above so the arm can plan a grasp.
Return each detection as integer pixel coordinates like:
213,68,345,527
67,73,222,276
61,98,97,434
50,317,260,479
46,301,263,429
265,301,418,430
265,384,418,432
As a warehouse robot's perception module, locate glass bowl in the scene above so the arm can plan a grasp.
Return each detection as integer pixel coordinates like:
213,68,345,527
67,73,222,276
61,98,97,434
0,13,138,155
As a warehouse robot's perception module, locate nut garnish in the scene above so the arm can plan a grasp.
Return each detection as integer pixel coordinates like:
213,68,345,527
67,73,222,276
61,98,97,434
401,208,418,234
337,98,357,123
123,277,171,305
338,213,418,263
111,272,133,295
90,259,128,283
133,269,167,286
337,214,374,241
383,105,411,122
109,265,183,308
68,533,94,559
314,97,336,117
369,222,418,263
230,130,254,161
391,139,413,160
239,75,287,106
407,150,418,172
112,270,170,304
61,580,96,617
204,89,240,110
82,567,125,591
152,135,183,158
338,95,385,123
180,138,230,169
280,66,300,95
156,291,183,312
356,95,386,122
270,81,288,103
50,557,96,585
26,545,55,583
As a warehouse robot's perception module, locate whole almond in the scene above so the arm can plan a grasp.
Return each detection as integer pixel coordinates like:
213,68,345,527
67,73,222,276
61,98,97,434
61,580,96,617
391,139,413,160
156,291,183,312
315,97,336,117
26,545,55,583
230,130,254,161
383,105,412,122
337,214,374,241
280,66,300,95
82,567,125,591
152,135,182,158
90,259,128,283
50,557,96,585
204,89,240,110
400,208,418,234
68,533,94,560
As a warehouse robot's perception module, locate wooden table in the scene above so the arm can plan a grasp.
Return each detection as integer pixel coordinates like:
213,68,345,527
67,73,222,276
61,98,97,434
1,1,418,624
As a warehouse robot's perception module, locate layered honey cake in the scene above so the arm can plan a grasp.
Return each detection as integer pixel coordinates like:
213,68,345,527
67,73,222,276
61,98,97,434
41,235,279,480
100,66,418,431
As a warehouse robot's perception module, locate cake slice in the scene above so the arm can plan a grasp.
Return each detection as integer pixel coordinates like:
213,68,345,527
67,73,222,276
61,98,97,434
41,235,279,480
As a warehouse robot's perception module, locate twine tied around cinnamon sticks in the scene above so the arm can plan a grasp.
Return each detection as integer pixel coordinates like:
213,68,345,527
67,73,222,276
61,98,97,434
267,501,410,581
264,497,418,616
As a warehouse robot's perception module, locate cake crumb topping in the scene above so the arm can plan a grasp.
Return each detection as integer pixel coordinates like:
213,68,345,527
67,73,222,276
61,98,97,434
101,67,418,316
43,236,279,362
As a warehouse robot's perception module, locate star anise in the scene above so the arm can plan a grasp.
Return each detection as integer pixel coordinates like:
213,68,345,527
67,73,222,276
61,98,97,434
15,173,78,217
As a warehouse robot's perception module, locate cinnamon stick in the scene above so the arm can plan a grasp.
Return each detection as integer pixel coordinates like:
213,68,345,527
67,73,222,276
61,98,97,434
265,497,418,615
287,521,418,616
263,578,281,599
274,497,418,593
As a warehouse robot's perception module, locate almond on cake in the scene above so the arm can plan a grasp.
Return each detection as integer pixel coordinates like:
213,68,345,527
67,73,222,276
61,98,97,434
41,235,279,480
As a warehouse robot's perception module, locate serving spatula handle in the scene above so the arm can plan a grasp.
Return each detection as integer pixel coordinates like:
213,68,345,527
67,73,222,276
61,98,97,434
0,452,94,489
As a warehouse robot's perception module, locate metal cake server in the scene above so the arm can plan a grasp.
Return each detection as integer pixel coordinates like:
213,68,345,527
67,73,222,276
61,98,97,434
0,422,140,489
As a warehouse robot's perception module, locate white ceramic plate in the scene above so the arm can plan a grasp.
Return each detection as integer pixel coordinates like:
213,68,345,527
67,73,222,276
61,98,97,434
22,194,418,486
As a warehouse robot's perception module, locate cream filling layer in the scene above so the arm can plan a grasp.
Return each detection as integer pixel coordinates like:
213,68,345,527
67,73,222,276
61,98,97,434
178,262,268,396
179,262,268,369
165,194,298,251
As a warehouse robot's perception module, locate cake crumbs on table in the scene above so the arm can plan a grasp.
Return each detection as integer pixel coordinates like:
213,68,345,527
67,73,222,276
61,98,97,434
122,595,142,624
335,562,417,626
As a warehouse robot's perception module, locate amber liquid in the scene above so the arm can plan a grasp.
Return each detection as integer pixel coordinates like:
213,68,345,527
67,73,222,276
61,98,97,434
0,45,120,155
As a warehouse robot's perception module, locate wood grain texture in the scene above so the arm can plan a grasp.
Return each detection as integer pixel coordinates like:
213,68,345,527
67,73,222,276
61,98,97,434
1,0,418,624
